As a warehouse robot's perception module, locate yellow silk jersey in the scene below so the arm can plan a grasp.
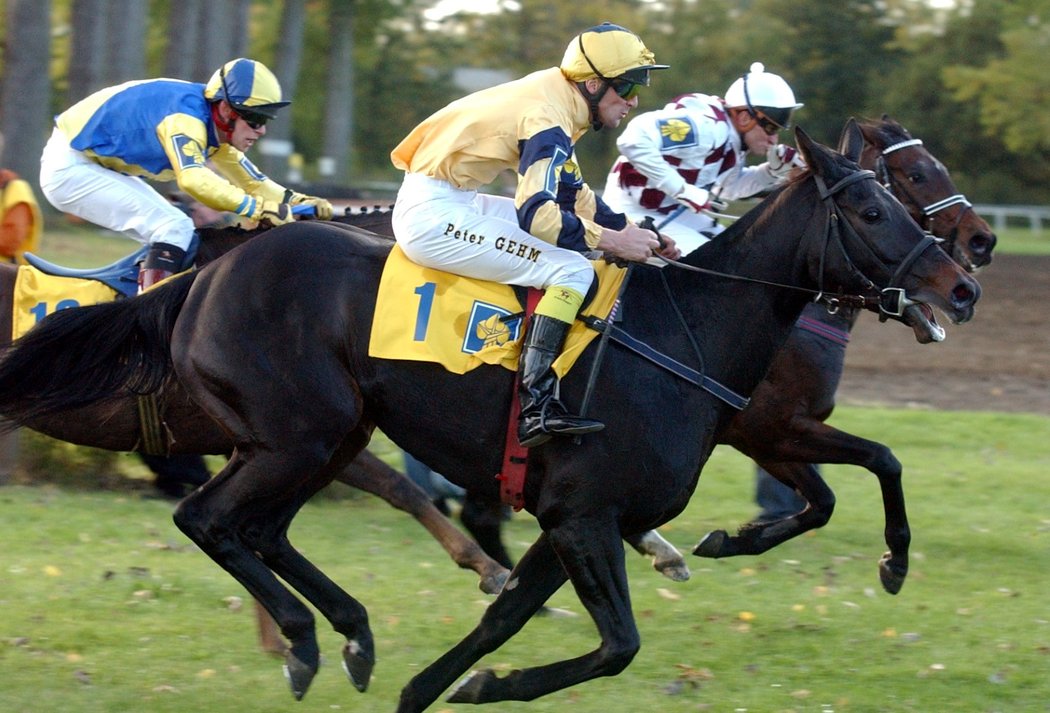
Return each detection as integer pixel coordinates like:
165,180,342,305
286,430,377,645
55,78,286,217
391,67,627,251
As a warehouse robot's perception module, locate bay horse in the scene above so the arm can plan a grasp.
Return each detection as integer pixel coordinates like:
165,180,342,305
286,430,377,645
690,116,997,574
0,126,979,707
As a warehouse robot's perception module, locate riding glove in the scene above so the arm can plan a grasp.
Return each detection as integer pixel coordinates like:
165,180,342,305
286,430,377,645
766,144,806,181
251,199,295,227
287,191,334,220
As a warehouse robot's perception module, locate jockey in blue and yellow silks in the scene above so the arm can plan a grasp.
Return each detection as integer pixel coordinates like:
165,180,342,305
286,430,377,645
40,58,333,292
390,23,679,448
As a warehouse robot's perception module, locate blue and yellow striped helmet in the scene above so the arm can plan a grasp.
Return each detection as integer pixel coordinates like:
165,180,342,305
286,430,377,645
204,58,290,120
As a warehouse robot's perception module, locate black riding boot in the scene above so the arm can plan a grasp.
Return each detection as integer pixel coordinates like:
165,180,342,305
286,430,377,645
137,242,186,293
517,314,604,448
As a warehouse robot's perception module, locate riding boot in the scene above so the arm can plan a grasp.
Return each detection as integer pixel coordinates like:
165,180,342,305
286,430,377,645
517,314,604,448
137,242,186,294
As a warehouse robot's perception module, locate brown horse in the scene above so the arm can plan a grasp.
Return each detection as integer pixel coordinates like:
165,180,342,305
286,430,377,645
0,126,979,707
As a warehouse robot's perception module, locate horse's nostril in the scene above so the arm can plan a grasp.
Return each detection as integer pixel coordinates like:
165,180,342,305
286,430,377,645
970,233,997,256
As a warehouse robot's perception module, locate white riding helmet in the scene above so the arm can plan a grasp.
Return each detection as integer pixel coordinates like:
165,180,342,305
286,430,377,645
724,62,803,131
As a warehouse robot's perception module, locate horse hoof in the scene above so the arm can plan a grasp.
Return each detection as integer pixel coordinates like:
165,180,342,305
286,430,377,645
654,559,691,582
447,669,496,704
878,553,907,595
480,569,510,595
341,638,374,692
693,530,728,558
283,645,319,700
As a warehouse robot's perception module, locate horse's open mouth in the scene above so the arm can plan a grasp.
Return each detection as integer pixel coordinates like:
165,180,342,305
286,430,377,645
904,303,946,343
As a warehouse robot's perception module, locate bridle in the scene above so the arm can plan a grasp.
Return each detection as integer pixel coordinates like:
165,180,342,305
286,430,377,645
654,167,939,320
875,137,973,250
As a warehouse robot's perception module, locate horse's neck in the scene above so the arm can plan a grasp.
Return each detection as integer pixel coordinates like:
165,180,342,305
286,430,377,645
640,212,820,395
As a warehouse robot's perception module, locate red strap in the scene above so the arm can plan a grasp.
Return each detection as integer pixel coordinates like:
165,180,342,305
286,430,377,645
495,288,541,510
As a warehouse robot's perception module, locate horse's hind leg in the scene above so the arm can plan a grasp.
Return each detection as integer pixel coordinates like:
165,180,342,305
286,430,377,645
173,439,375,699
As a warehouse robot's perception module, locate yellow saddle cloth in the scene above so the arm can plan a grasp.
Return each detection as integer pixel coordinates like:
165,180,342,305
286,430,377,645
12,265,118,340
369,245,626,377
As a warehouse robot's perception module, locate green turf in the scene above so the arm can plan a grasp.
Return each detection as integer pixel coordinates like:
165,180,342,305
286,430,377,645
3,408,1048,712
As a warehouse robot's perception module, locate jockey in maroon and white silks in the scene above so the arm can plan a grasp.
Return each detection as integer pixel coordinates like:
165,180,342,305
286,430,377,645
603,63,806,256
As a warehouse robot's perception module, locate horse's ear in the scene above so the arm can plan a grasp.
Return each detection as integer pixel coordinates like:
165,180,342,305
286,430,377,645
838,118,864,162
795,126,834,178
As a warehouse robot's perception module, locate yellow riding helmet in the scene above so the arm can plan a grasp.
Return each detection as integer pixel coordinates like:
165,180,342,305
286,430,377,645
204,58,290,120
560,22,668,87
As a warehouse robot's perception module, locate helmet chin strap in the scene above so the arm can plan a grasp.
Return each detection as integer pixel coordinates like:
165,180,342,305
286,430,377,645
210,103,236,142
576,81,609,131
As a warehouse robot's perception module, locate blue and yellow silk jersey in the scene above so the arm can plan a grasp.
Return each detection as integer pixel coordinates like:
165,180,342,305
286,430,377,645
390,67,626,252
55,79,286,217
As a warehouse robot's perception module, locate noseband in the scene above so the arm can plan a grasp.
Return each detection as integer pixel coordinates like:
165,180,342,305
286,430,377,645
813,168,939,319
876,138,973,245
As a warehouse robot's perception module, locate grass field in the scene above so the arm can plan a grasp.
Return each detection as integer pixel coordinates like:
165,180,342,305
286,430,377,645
2,408,1049,713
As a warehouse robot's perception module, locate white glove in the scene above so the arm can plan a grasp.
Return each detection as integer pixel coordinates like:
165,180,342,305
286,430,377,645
673,184,711,214
766,144,806,180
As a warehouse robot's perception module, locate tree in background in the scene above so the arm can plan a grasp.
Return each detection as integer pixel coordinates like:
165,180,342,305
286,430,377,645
943,0,1050,158
1,0,1048,203
0,0,52,185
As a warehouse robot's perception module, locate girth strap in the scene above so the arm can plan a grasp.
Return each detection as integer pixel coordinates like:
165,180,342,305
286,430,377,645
136,394,168,455
580,315,750,410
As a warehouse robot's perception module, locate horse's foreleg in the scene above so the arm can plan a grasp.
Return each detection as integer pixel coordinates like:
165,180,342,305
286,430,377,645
397,532,568,712
334,450,509,594
624,530,690,581
431,520,639,706
694,461,833,557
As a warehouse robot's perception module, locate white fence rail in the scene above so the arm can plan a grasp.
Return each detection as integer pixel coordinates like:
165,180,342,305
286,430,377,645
972,204,1050,233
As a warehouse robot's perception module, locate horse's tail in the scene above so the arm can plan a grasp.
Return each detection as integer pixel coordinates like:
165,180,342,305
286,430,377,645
0,271,199,429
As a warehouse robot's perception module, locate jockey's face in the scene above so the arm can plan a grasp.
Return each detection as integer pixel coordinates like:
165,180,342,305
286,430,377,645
588,78,640,129
228,113,266,153
732,108,780,154
218,101,267,152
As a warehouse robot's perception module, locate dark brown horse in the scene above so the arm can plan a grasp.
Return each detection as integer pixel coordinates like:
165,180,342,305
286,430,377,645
0,126,979,708
334,116,997,592
0,212,510,599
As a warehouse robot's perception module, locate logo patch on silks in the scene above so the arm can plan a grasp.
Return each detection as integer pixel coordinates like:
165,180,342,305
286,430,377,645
463,301,522,354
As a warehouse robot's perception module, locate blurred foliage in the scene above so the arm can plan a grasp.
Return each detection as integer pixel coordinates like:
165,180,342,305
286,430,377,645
3,0,1048,200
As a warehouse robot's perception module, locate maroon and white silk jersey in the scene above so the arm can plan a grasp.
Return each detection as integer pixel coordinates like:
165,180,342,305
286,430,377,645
602,93,779,219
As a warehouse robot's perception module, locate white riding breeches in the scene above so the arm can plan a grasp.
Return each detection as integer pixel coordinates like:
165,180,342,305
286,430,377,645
39,128,195,251
392,173,595,295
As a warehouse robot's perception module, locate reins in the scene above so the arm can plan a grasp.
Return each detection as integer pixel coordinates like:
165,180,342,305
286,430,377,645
651,168,934,318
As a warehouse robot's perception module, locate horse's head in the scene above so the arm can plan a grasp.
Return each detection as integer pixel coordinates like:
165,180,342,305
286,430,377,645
796,124,980,344
852,115,996,272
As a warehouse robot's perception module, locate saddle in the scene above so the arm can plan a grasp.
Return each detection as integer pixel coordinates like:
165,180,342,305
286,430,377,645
368,244,624,378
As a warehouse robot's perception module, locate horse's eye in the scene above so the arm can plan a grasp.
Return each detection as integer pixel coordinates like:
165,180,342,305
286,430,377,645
908,172,924,184
862,208,881,223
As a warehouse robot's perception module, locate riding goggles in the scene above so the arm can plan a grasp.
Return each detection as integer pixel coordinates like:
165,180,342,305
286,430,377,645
610,78,643,100
234,109,269,130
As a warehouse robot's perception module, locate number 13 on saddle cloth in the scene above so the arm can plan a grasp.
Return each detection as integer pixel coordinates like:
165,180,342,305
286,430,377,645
369,244,625,377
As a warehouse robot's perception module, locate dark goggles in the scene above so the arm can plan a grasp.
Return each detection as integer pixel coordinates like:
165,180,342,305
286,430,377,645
752,110,784,136
610,78,643,100
233,109,268,130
